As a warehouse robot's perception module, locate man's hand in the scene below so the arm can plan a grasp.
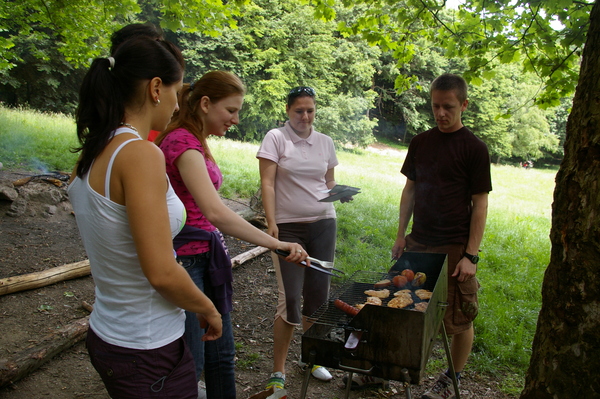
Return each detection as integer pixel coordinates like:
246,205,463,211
392,237,407,260
452,257,477,282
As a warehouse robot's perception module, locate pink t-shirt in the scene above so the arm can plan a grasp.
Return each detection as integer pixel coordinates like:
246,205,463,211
256,122,338,223
160,128,222,256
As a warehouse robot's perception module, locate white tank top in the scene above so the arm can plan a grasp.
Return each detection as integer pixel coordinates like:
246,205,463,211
67,127,187,350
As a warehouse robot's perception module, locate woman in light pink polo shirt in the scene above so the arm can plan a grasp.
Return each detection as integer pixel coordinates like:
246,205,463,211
257,86,351,391
155,72,308,399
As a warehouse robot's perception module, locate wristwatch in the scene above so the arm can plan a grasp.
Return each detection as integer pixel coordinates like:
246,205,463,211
464,252,480,264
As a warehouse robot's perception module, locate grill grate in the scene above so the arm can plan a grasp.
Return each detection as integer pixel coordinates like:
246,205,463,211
307,271,385,327
308,270,431,329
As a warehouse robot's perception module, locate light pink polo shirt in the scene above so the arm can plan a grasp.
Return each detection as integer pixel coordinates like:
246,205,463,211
257,121,338,223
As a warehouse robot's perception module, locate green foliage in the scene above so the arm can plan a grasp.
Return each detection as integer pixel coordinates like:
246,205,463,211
178,0,379,145
176,0,338,139
1,0,577,163
310,0,590,107
464,62,561,162
315,92,378,147
0,33,86,114
0,0,246,70
372,37,453,142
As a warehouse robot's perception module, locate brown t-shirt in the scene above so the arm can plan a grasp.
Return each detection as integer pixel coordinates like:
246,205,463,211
401,126,492,246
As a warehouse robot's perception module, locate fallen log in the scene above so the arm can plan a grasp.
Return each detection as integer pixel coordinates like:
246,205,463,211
0,244,267,297
0,260,90,297
0,316,90,388
231,246,270,268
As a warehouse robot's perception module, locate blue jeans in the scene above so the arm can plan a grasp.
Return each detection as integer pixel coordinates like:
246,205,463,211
178,253,236,399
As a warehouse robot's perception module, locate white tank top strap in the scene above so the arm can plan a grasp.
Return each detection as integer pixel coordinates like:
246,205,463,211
105,127,142,198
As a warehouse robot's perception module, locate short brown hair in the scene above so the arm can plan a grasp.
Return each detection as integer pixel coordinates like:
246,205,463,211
430,73,468,103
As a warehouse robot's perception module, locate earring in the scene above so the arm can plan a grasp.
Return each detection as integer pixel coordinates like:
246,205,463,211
155,98,160,106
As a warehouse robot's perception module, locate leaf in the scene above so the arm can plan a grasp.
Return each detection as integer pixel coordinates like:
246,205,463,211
470,76,483,86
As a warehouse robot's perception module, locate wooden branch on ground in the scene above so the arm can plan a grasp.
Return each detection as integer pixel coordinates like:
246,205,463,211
0,260,91,296
0,316,90,388
0,243,269,297
231,246,270,268
81,300,94,313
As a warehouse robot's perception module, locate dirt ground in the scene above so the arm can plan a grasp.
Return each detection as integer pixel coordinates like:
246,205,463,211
0,168,516,399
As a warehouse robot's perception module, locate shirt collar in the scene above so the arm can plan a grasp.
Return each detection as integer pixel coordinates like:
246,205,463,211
284,121,314,144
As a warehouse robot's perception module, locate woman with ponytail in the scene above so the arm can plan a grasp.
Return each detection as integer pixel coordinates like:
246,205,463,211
68,32,224,398
155,71,308,399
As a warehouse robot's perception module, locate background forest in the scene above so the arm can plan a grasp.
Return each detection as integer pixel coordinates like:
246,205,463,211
0,0,577,166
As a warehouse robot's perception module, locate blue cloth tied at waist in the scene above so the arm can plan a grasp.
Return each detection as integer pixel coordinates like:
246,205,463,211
173,224,233,314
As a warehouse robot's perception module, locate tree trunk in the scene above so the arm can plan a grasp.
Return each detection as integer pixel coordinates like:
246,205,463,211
521,2,600,398
0,316,90,388
0,260,90,296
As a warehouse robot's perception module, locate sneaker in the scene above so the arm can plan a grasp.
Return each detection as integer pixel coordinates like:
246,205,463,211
310,365,333,381
297,359,333,382
266,371,286,391
421,372,459,399
342,374,389,390
197,380,207,399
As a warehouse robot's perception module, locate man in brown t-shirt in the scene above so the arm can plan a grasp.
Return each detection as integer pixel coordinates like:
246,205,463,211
392,73,492,399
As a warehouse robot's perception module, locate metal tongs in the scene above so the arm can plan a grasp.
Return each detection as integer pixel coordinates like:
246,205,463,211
274,249,345,277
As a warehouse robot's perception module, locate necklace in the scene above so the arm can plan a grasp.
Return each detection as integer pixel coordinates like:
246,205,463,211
119,122,139,133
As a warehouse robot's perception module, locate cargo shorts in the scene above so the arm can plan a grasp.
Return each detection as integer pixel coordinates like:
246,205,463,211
405,235,481,335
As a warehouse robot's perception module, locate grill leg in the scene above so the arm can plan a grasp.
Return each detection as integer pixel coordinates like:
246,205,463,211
344,372,353,399
404,385,413,399
441,321,461,399
401,368,412,399
299,350,316,399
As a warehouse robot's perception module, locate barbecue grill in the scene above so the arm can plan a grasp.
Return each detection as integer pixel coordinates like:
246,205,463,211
299,251,460,399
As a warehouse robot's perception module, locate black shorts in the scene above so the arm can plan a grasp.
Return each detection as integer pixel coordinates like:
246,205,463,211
86,328,197,398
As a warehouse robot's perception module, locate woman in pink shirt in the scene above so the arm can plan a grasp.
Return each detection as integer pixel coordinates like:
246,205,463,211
155,72,307,399
257,86,350,391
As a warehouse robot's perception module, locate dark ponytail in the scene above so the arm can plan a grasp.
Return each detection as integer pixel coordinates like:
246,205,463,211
74,36,184,177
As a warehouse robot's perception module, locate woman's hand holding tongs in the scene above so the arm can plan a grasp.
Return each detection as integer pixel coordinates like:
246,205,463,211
275,242,310,265
274,249,344,277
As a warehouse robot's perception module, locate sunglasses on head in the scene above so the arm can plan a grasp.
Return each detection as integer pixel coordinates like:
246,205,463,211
288,86,316,97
